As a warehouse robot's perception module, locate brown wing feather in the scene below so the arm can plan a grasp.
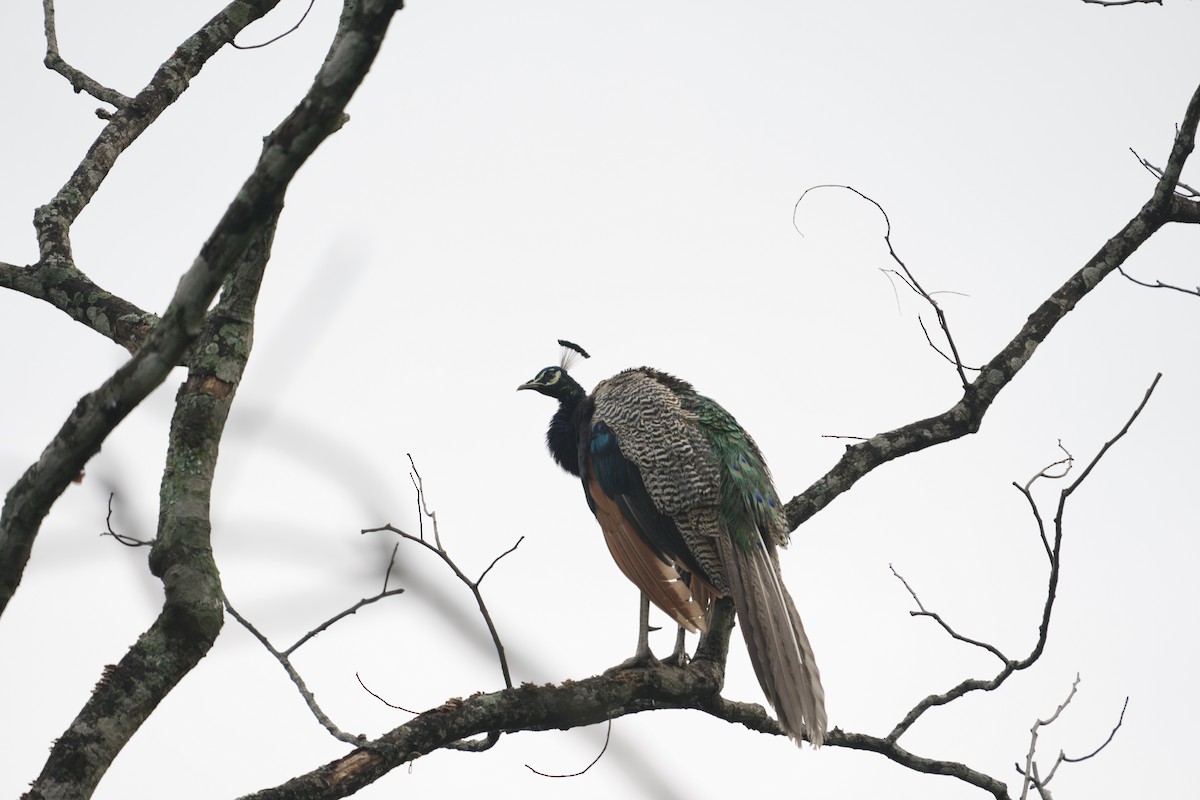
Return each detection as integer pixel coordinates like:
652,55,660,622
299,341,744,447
586,472,708,634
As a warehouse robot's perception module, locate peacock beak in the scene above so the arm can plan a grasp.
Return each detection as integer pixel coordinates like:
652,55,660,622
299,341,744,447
517,381,539,392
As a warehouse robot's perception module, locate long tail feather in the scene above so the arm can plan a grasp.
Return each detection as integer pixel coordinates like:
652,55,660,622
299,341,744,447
718,534,826,747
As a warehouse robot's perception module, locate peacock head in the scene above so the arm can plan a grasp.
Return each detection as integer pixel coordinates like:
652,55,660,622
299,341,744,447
517,366,584,401
517,339,590,402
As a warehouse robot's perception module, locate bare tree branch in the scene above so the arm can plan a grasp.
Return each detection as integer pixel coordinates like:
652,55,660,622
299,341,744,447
885,374,1158,745
364,484,521,691
795,184,975,388
99,493,152,547
238,661,728,800
785,80,1200,532
41,0,132,108
225,596,369,746
1116,265,1200,297
17,2,404,796
889,564,1010,664
1062,697,1128,764
0,0,405,620
1019,674,1080,800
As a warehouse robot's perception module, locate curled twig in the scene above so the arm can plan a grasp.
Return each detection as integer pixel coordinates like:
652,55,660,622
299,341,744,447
526,720,613,777
232,0,318,49
795,184,974,388
1013,441,1075,562
99,493,152,547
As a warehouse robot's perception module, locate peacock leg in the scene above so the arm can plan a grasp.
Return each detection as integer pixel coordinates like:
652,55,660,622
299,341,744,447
662,625,689,667
606,593,659,671
634,593,653,659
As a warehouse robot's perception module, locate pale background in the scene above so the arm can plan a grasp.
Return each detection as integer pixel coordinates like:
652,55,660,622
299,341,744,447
2,1,1197,798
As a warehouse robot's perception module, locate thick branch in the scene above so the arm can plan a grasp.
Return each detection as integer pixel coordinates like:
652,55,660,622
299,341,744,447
0,260,159,353
5,2,288,351
240,661,727,800
785,79,1200,531
21,207,279,800
0,0,405,618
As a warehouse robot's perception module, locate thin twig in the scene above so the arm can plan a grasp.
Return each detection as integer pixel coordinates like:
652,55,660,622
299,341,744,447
785,82,1200,532
889,564,1010,664
1116,265,1200,297
367,456,520,690
479,536,525,585
1018,674,1080,800
224,595,366,746
283,588,406,657
526,720,613,777
408,454,441,549
99,493,152,547
356,672,418,713
887,374,1161,742
232,0,318,49
1130,147,1200,199
1063,697,1129,763
917,315,984,371
365,521,519,690
1059,374,1161,506
1013,441,1074,563
795,184,973,389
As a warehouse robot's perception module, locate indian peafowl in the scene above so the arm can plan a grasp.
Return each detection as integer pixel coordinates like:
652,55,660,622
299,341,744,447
518,341,827,747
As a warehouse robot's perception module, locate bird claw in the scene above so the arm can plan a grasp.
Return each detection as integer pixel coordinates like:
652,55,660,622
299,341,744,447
605,646,661,673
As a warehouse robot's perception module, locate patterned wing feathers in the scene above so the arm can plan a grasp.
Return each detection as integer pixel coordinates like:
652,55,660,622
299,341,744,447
586,472,708,633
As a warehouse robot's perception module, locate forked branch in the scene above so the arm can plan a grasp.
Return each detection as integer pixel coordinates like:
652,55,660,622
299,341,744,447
785,80,1200,531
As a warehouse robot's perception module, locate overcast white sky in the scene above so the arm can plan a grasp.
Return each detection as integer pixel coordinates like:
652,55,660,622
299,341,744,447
2,1,1198,798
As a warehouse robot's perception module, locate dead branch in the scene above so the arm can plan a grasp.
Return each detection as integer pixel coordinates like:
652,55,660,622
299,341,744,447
1018,674,1080,800
1015,684,1128,799
225,597,369,746
364,457,521,691
889,565,1009,665
882,374,1157,767
1116,265,1200,297
14,3,405,797
785,81,1200,532
239,660,728,800
0,0,402,620
41,0,132,108
795,184,975,388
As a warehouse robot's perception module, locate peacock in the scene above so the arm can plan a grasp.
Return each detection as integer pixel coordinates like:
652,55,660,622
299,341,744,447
518,341,827,747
